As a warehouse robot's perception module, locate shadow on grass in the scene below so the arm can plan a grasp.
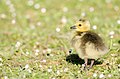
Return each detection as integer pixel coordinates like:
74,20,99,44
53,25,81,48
66,54,103,65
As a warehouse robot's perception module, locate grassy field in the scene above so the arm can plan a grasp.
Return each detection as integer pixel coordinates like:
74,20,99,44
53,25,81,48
0,0,120,79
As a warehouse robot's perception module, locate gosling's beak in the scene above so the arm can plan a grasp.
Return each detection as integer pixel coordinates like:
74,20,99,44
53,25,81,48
70,26,76,29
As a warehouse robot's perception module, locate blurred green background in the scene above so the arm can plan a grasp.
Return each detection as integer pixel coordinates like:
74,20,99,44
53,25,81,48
0,0,120,79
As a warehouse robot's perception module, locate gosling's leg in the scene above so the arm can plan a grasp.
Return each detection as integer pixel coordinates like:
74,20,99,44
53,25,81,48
89,59,95,69
84,58,88,70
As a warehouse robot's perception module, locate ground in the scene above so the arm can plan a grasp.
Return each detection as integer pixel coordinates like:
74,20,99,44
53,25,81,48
0,0,120,79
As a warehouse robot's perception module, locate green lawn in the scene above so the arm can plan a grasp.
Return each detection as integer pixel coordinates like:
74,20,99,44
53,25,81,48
0,0,120,79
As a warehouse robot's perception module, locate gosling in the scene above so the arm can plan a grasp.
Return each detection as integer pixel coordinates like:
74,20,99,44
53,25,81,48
70,18,108,69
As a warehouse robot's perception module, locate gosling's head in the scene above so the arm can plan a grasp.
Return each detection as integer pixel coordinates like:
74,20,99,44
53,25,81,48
70,18,90,32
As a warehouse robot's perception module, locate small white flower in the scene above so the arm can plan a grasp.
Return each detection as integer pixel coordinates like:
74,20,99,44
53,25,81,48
52,78,56,79
48,68,52,72
41,8,46,13
35,52,39,56
109,31,115,35
35,49,39,53
92,25,97,30
34,4,40,9
26,51,29,55
25,64,29,69
61,17,67,24
63,7,68,12
0,13,6,19
41,59,46,63
114,6,119,11
4,76,8,79
36,22,41,26
39,64,42,68
117,20,120,24
0,58,3,62
93,73,97,77
28,69,32,73
0,63,3,66
15,41,21,48
11,19,16,24
89,7,94,12
56,70,60,75
28,0,34,6
56,27,61,32
108,74,112,78
81,12,86,17
110,35,113,38
99,74,104,78
64,68,68,72
47,48,52,53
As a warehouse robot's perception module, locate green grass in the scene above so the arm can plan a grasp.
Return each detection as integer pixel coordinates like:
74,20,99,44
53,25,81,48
0,0,120,79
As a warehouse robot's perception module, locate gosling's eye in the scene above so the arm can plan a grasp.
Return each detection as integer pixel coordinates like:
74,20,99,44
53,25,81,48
79,24,82,26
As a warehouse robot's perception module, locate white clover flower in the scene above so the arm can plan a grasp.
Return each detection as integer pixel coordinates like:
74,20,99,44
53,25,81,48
11,19,16,24
64,68,68,72
15,41,21,48
56,27,61,32
0,13,6,19
25,64,29,69
93,73,97,77
56,70,60,75
35,49,39,53
117,20,120,24
114,6,119,11
47,48,52,53
63,7,68,12
28,0,34,6
36,22,41,26
0,63,3,66
26,51,29,55
0,58,3,62
4,76,8,79
41,8,46,13
41,59,46,63
99,74,104,78
61,17,67,24
108,74,112,78
39,64,42,68
34,4,40,9
48,68,52,72
28,69,32,73
92,25,97,30
81,12,86,17
89,7,94,12
109,31,115,35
